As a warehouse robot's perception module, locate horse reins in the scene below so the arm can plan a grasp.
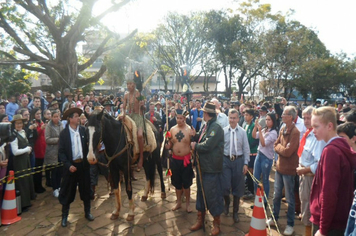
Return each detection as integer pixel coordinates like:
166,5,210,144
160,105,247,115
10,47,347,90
96,116,133,168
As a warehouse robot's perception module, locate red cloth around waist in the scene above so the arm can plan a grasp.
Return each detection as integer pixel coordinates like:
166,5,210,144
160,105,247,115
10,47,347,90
172,153,191,167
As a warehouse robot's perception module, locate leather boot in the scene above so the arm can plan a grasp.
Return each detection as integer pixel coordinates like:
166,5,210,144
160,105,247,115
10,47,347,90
211,215,221,236
233,196,240,223
223,195,230,215
84,201,95,221
305,225,312,236
189,211,205,231
61,205,69,227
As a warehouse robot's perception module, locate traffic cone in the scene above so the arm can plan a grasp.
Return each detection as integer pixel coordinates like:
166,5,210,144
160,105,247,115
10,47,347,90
245,186,267,236
1,170,21,225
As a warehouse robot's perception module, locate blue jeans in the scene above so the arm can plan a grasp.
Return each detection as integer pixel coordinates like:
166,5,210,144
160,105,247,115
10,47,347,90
272,171,295,227
253,151,273,202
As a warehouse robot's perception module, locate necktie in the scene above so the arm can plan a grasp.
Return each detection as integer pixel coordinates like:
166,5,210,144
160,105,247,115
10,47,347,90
71,128,82,160
150,112,154,124
297,128,313,157
230,129,237,156
75,132,81,159
198,124,207,143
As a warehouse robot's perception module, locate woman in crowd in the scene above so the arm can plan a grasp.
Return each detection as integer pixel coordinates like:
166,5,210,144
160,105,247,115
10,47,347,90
83,105,92,115
252,113,278,206
0,114,9,202
0,114,9,123
44,110,63,198
18,108,37,169
30,108,47,193
43,109,52,123
42,109,52,186
80,113,87,127
10,114,36,212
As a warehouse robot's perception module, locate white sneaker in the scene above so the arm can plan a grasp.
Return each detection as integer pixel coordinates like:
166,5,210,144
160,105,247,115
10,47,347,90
53,189,59,198
266,218,276,226
283,225,294,236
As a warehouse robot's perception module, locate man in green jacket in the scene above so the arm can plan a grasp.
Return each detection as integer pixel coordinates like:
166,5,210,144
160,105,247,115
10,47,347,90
190,102,224,236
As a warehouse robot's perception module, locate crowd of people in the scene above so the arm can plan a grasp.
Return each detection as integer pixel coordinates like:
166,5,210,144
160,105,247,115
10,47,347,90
1,83,356,235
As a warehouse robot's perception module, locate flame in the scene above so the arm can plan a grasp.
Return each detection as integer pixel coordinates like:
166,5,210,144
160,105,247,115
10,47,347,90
183,69,187,76
135,71,139,78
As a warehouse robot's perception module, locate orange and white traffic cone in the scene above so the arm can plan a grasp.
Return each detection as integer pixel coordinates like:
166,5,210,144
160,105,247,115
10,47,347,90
245,186,267,236
1,170,21,225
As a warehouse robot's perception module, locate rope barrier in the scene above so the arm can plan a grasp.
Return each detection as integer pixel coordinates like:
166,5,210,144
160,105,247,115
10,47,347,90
0,162,64,186
247,169,282,236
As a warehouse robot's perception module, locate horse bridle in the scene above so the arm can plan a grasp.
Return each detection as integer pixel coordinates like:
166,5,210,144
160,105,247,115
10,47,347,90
96,115,133,168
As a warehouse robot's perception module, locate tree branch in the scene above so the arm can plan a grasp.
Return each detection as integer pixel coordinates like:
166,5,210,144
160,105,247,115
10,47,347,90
23,30,53,60
78,35,111,71
18,0,61,40
77,65,107,86
0,12,30,51
63,0,96,41
13,47,59,68
78,29,137,71
92,0,131,23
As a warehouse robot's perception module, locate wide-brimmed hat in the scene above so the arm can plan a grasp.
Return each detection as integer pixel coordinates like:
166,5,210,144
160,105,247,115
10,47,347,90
66,93,74,98
155,102,162,107
62,107,83,120
11,114,27,123
259,106,268,112
202,102,217,114
49,100,58,107
94,106,103,111
103,101,114,106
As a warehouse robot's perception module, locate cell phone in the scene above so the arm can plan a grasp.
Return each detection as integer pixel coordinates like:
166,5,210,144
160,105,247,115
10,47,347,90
275,97,282,103
32,119,36,124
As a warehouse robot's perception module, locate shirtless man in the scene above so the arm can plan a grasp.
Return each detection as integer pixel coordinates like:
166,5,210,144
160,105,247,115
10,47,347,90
165,109,194,213
121,78,144,170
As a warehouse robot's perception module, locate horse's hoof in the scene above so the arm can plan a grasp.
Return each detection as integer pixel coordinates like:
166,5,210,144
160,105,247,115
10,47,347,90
141,196,148,202
126,214,135,221
110,214,119,220
161,192,166,199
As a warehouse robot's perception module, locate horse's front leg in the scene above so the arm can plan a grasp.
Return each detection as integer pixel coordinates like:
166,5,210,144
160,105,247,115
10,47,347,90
110,180,121,220
124,168,135,221
156,148,166,199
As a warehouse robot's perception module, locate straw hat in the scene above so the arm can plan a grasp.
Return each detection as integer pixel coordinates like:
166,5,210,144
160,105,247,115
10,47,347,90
11,114,27,123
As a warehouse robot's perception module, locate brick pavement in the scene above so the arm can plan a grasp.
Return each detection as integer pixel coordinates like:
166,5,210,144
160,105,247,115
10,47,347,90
0,168,305,235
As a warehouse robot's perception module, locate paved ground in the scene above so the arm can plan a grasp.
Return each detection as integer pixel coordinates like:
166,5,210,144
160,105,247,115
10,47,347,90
0,167,305,235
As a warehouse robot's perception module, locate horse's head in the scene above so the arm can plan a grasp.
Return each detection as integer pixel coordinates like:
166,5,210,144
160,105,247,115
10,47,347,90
86,109,104,165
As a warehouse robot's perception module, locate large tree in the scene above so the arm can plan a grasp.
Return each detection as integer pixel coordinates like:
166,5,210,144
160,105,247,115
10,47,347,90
262,19,329,98
0,0,136,91
205,0,271,98
151,12,211,92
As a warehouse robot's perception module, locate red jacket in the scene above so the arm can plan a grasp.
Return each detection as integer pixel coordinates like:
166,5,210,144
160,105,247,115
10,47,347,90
34,121,46,159
310,137,356,234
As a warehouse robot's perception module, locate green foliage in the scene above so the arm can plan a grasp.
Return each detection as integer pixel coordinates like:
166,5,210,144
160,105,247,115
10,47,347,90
0,66,31,99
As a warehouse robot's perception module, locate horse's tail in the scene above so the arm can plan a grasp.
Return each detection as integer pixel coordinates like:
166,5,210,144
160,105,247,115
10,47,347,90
144,152,156,194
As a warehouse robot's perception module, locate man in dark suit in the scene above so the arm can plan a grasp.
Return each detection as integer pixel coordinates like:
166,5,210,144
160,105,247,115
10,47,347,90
58,107,94,227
